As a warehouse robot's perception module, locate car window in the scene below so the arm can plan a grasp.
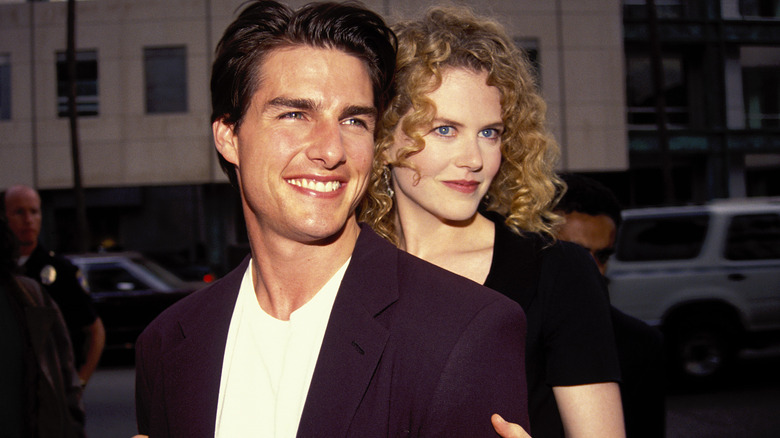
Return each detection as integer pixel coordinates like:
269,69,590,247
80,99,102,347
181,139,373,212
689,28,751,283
130,256,186,287
81,262,153,293
725,213,780,260
616,213,710,261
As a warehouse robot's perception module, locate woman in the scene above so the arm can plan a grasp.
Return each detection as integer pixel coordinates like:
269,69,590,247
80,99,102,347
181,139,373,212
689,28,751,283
361,6,625,437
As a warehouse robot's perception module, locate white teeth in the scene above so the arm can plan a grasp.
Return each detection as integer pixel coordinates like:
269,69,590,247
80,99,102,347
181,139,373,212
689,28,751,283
286,178,341,193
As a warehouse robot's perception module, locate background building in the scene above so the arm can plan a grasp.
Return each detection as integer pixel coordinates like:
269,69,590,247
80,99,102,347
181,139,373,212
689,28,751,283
0,0,777,273
617,0,780,206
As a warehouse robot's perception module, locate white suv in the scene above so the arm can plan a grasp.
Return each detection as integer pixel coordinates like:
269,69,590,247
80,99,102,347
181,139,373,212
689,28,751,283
607,198,780,382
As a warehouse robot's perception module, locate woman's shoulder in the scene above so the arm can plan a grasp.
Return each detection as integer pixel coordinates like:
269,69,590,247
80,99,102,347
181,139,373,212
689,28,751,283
484,211,550,259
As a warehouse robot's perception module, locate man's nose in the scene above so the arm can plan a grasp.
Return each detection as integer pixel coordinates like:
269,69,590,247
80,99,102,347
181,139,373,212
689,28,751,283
306,120,347,169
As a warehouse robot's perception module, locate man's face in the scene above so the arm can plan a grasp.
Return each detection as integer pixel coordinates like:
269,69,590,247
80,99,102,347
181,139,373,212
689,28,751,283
5,187,42,250
557,211,616,275
213,46,376,245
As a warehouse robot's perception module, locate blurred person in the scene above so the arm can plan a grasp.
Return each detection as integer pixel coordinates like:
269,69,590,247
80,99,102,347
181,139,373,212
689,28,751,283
3,184,105,386
555,173,666,438
133,1,529,437
360,6,624,438
1,215,86,438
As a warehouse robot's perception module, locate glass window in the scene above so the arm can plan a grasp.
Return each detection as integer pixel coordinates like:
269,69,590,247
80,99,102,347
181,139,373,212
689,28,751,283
514,38,540,87
740,0,780,17
144,46,187,114
616,213,709,261
743,67,780,129
0,54,11,120
725,213,780,260
626,55,689,128
56,50,98,117
81,263,153,294
623,0,685,19
0,54,10,120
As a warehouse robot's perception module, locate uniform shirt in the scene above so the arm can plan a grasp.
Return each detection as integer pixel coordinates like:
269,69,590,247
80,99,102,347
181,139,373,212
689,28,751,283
21,245,98,366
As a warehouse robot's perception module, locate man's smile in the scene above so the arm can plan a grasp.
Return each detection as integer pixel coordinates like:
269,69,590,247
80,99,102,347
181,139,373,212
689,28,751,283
286,178,342,193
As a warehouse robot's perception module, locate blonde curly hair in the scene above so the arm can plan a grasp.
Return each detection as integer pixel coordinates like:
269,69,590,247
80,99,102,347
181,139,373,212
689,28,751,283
359,5,563,244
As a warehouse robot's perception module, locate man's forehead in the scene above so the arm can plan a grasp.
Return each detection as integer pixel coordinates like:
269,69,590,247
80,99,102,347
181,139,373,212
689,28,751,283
5,187,40,206
560,212,616,248
254,46,375,106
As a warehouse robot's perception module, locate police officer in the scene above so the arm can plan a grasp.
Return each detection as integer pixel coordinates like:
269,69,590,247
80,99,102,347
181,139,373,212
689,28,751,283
4,185,105,386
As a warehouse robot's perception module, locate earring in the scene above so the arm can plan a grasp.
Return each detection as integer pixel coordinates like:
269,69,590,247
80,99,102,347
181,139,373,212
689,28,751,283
382,166,394,198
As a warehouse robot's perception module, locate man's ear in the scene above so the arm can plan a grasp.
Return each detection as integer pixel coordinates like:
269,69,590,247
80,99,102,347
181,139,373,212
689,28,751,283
213,118,239,166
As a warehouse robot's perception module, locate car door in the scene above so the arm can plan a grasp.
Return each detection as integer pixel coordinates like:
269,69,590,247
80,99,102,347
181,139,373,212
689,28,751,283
722,212,780,331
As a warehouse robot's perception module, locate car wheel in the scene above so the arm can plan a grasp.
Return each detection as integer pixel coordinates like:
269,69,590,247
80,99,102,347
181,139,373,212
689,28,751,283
667,315,738,384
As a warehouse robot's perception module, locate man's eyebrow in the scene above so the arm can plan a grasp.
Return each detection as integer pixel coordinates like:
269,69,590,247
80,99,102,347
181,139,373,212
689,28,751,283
266,97,316,111
340,105,377,120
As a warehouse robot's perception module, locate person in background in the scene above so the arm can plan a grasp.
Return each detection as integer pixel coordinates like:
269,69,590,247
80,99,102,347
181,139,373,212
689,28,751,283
555,173,666,438
3,184,105,387
133,2,529,437
1,215,86,438
360,6,624,437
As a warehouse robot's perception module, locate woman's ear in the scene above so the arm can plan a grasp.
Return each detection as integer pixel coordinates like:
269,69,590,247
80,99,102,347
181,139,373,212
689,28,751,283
213,118,239,166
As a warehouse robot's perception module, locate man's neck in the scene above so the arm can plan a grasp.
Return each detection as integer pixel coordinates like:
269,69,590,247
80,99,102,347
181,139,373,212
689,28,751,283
18,241,36,258
248,221,361,321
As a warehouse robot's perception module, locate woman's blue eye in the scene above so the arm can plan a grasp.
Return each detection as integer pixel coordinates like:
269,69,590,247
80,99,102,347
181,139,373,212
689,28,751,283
434,126,454,136
479,128,500,139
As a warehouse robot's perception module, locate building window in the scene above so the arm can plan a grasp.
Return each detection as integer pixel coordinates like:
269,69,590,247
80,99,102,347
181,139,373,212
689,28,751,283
743,67,779,128
144,46,187,114
56,50,98,117
626,55,688,128
0,54,10,120
514,38,540,86
623,0,685,19
740,0,780,18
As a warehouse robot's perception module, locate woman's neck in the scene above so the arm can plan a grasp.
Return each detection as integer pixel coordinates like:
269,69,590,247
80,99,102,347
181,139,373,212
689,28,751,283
396,212,495,284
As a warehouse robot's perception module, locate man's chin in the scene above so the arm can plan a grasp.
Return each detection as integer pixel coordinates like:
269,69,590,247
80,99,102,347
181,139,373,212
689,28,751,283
18,239,37,248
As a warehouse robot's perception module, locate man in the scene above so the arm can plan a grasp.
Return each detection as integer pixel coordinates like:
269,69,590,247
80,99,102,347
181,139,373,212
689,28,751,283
555,173,666,438
1,215,86,438
3,184,105,387
134,2,528,437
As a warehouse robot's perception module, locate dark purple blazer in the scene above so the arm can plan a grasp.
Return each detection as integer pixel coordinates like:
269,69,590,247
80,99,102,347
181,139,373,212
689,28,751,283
135,226,528,437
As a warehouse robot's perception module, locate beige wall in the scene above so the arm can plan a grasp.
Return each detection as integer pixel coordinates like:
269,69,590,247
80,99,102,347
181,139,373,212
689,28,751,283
0,0,627,190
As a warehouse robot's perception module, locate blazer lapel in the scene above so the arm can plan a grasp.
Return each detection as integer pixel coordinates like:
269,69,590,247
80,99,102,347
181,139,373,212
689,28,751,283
161,257,248,437
297,227,399,437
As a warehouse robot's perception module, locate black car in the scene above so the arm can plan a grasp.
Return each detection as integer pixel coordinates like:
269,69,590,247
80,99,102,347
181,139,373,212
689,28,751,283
66,252,205,351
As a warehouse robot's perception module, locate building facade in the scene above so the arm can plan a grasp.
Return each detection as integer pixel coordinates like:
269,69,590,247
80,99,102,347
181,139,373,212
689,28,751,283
619,0,780,205
9,0,772,271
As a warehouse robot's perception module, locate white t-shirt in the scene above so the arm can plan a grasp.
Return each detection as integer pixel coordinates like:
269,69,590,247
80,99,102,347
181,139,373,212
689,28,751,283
215,258,348,438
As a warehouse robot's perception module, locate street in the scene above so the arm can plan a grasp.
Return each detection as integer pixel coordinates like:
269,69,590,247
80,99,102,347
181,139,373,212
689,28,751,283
83,349,780,438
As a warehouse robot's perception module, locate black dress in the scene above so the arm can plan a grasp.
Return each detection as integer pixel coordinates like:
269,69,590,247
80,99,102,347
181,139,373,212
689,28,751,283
484,216,620,438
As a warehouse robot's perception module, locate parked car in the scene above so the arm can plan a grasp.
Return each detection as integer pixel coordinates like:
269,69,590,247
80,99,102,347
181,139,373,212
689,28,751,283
607,197,780,383
66,252,204,351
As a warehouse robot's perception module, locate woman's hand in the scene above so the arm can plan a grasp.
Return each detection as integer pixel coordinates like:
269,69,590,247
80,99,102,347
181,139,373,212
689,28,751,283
492,414,531,438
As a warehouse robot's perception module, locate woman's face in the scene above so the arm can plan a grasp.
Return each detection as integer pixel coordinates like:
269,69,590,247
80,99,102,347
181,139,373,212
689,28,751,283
389,68,503,225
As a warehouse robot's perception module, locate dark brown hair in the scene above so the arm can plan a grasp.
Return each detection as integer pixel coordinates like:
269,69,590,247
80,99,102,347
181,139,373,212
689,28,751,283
210,0,397,188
